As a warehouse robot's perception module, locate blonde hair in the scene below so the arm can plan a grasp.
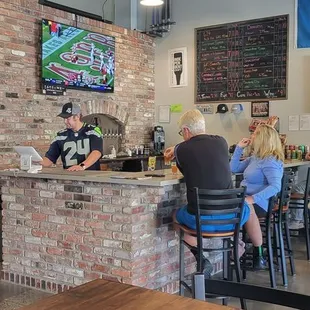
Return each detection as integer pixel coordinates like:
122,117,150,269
178,109,205,135
252,124,284,161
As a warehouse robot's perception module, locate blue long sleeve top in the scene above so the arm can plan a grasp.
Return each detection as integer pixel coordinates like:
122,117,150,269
230,145,283,212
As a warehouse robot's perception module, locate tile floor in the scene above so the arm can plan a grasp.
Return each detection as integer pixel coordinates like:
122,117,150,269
208,237,310,309
0,281,50,310
0,238,309,309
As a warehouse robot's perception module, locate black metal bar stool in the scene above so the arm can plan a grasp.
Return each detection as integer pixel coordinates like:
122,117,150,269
272,170,295,286
177,187,247,309
241,172,295,288
289,167,310,260
241,196,277,288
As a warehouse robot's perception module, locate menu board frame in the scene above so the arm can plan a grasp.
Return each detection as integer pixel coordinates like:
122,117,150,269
194,14,289,103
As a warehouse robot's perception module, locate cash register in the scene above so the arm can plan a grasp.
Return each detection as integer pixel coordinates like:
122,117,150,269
14,146,43,173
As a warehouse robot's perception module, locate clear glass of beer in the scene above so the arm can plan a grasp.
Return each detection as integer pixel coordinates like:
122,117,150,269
171,161,178,174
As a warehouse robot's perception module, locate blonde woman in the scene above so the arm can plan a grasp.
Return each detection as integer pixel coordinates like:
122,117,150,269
230,124,284,269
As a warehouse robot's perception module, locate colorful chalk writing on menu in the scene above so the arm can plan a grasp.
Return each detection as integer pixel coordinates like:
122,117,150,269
195,15,288,102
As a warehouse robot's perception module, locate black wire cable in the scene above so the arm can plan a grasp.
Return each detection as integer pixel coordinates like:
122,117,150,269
102,0,108,19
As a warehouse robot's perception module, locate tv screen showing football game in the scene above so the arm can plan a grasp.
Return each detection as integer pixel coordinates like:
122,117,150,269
41,19,115,92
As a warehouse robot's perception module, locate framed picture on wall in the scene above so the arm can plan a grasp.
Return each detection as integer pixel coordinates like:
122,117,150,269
168,47,188,88
251,101,269,117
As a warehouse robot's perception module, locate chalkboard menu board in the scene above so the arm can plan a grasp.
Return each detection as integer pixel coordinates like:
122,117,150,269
195,15,288,103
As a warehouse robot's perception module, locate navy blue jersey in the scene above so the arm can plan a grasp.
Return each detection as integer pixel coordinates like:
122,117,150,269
45,123,103,170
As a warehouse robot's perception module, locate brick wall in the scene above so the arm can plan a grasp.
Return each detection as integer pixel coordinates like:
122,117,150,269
0,176,202,293
1,175,224,293
0,0,155,169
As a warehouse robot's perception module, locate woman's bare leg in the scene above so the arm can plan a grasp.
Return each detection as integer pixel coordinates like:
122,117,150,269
244,203,263,246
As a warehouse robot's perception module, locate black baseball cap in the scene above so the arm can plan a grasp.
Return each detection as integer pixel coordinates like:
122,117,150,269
57,102,81,118
216,104,229,114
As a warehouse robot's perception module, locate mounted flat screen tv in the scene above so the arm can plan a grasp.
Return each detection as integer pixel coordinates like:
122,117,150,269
41,19,115,93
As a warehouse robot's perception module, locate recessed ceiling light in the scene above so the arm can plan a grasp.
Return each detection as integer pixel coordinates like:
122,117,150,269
140,0,164,6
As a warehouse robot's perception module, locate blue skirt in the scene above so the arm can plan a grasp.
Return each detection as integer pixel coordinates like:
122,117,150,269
176,202,250,232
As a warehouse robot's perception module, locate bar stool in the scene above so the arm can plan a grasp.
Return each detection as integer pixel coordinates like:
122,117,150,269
177,187,247,309
241,171,294,288
272,170,295,286
289,167,310,260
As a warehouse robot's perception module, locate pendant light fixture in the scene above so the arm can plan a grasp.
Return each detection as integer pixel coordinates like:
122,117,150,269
140,0,164,6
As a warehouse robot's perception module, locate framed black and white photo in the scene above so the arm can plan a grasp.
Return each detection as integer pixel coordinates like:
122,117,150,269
251,101,269,117
168,47,188,87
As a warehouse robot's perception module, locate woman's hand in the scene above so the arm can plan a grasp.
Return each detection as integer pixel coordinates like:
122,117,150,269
164,146,175,161
245,196,254,205
237,138,251,149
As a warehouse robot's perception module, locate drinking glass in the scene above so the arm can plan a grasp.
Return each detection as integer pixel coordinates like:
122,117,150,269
171,161,178,174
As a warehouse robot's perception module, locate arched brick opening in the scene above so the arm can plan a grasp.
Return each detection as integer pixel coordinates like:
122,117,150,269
80,100,128,125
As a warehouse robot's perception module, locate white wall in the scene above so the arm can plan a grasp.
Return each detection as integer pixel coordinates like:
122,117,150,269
49,0,115,22
49,0,150,31
115,0,150,31
155,0,310,147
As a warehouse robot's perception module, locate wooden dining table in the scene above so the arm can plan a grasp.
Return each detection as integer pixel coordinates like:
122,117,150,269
19,279,238,310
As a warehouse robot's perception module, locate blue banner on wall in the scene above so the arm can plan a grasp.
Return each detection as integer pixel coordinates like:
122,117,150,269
297,0,310,48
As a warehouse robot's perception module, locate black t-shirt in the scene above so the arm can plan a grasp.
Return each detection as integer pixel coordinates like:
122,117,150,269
175,134,233,213
45,123,103,170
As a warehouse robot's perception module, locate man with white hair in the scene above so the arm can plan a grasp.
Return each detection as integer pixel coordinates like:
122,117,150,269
165,109,234,210
165,109,259,276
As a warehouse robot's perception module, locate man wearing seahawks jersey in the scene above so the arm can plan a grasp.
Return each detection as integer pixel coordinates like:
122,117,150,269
40,102,103,171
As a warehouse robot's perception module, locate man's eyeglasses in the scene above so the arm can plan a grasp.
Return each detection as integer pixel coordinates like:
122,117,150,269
178,129,183,136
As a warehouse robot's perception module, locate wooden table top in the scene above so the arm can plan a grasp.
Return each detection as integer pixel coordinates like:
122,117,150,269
20,279,238,310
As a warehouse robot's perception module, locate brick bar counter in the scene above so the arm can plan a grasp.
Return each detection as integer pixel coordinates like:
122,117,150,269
0,169,222,294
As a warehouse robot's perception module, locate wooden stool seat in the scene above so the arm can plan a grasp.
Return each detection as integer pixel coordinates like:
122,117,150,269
272,203,289,212
258,204,289,222
177,223,234,238
290,193,304,200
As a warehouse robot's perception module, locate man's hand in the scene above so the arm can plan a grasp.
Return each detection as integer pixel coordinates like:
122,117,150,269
245,196,254,205
237,138,251,149
305,153,310,161
164,146,175,161
39,157,54,168
67,165,84,172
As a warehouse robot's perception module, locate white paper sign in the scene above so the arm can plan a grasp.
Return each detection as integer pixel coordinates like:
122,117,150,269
158,105,170,123
300,115,310,131
288,115,299,131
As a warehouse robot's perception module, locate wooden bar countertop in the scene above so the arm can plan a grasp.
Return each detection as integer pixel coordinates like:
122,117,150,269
0,160,308,187
0,168,184,187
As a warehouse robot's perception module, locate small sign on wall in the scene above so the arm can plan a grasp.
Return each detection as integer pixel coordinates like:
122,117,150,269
170,104,183,113
300,115,310,130
168,47,188,88
288,115,299,131
197,105,214,114
251,101,269,117
158,105,170,123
